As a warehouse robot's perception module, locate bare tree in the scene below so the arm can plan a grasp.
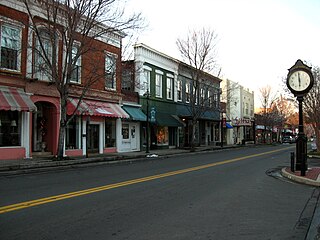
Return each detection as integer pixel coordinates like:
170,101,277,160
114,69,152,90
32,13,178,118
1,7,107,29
304,65,320,151
23,0,144,159
259,85,278,143
176,28,219,149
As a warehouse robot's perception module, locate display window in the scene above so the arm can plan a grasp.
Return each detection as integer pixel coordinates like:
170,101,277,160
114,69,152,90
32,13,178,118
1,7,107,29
157,126,168,145
0,110,21,147
105,119,116,147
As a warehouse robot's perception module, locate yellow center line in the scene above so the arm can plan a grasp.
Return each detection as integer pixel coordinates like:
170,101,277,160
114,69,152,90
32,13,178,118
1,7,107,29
0,147,290,214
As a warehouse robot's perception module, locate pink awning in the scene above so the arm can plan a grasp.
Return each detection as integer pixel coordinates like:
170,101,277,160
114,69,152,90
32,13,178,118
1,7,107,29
0,86,36,112
67,98,129,118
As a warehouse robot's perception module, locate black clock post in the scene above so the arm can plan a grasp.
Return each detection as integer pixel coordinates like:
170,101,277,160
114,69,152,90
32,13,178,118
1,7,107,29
286,60,314,176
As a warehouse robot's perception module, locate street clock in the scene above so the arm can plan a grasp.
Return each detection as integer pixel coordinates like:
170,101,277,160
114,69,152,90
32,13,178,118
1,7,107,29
286,59,314,96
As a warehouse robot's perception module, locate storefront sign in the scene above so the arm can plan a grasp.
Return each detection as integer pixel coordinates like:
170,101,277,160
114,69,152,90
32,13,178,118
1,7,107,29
150,107,156,123
233,118,252,126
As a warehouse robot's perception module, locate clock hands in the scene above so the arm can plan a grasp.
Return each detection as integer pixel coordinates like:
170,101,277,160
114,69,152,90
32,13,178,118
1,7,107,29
298,72,301,87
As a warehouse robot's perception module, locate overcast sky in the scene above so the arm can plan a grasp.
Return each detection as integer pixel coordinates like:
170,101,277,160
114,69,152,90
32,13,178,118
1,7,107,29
126,0,320,105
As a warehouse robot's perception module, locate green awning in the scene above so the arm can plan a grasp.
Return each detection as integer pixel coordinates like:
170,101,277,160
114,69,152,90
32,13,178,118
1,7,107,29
155,112,185,127
122,106,147,121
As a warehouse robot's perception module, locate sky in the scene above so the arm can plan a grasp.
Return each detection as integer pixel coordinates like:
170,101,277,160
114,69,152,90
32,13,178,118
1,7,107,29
125,0,320,106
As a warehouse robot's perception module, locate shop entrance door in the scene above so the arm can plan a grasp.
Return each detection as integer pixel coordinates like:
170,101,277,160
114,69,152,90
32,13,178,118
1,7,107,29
88,124,99,153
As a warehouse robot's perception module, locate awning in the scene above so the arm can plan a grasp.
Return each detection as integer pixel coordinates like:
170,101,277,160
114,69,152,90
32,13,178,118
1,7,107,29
0,86,36,112
155,112,185,127
122,105,147,121
67,98,129,118
226,123,233,129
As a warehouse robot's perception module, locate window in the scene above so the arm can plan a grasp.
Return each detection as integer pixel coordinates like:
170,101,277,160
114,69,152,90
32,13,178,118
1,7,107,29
157,126,168,145
0,110,21,147
186,82,190,103
177,79,182,101
143,68,151,91
70,45,81,83
105,53,117,90
155,73,162,98
105,119,116,147
0,24,21,71
245,103,249,115
166,77,173,100
208,90,212,107
213,93,218,108
122,124,129,140
34,30,54,81
66,116,81,149
200,88,205,106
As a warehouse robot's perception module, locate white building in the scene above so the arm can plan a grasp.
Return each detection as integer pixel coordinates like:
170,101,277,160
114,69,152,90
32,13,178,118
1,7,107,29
221,79,255,144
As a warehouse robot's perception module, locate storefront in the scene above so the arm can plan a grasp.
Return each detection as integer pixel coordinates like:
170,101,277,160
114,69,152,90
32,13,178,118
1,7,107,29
66,98,129,156
120,104,147,152
0,86,37,160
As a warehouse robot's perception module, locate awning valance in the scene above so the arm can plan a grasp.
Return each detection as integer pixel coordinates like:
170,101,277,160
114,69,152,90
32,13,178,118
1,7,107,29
122,105,147,121
0,86,36,112
67,98,129,118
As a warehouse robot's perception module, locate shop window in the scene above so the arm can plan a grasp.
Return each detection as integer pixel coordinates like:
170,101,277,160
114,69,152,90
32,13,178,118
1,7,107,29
105,119,116,147
66,116,80,149
122,124,129,140
0,24,21,71
0,111,21,147
157,126,168,145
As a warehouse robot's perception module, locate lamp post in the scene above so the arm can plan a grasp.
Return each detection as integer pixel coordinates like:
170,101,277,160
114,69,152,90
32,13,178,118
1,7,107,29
145,90,150,153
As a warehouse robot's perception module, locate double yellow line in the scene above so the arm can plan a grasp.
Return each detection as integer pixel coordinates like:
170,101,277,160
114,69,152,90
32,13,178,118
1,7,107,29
0,147,289,214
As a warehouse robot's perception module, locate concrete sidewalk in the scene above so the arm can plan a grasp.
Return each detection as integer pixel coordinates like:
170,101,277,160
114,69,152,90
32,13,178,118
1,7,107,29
0,145,239,175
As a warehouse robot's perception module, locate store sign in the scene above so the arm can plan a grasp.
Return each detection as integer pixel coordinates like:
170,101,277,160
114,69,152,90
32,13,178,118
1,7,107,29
150,107,156,123
222,118,226,128
233,118,252,126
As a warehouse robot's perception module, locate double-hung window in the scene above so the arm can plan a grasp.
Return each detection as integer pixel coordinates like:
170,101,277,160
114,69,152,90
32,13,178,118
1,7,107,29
70,45,81,83
105,53,117,90
186,82,190,103
177,79,182,101
0,24,21,71
155,71,163,98
166,76,173,100
143,67,151,92
34,31,54,81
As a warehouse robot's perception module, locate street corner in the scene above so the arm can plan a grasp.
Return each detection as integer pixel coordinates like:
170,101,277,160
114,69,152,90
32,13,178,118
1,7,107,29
281,167,320,187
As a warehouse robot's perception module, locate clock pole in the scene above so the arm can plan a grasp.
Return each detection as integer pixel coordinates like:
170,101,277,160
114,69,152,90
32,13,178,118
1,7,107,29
295,95,307,175
286,59,314,176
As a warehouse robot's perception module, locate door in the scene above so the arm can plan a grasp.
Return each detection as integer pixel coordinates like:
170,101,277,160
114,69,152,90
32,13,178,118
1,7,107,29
88,124,99,153
130,124,137,150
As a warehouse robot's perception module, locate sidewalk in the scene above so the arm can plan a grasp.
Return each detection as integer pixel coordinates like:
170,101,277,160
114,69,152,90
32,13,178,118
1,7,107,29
0,145,239,175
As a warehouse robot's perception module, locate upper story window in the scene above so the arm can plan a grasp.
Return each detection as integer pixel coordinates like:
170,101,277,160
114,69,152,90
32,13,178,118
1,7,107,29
69,45,81,83
143,67,151,92
34,30,55,81
186,82,190,103
155,71,163,98
177,79,182,101
245,103,249,115
213,92,218,108
166,76,173,100
0,24,21,71
208,90,212,107
105,53,117,90
200,88,205,106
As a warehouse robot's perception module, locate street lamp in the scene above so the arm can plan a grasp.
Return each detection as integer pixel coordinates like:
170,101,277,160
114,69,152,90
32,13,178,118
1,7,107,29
144,90,150,153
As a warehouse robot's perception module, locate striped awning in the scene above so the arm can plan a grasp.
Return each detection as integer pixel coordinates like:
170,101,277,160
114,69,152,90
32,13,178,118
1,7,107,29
0,86,37,112
67,98,129,118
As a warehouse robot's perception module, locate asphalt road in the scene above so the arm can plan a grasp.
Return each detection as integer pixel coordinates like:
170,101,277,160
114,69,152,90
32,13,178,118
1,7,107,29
0,145,317,239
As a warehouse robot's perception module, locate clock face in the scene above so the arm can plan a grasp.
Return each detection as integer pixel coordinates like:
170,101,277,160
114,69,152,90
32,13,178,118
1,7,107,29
288,70,311,92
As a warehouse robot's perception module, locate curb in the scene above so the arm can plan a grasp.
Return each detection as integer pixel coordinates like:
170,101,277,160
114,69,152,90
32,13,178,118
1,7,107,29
281,168,320,187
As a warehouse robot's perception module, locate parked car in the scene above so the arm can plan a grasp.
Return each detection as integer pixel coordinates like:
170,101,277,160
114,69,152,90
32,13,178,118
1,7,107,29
282,136,294,144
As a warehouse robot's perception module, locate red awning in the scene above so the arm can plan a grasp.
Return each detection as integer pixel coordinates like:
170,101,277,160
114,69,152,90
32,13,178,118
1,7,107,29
67,98,129,118
0,86,37,112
